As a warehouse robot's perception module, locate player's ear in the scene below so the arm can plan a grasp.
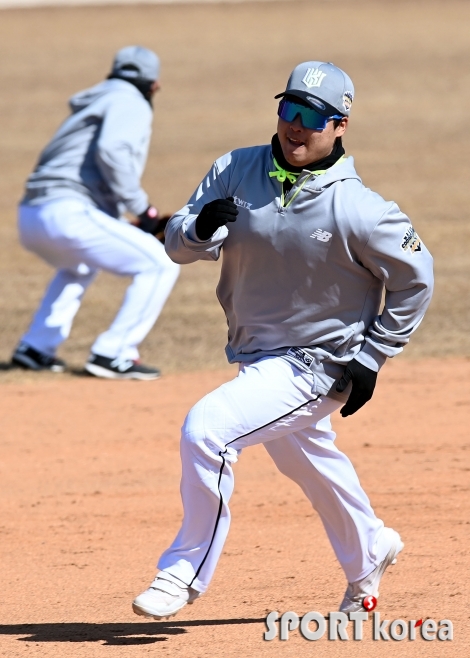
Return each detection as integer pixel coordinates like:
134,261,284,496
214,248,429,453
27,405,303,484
335,117,348,136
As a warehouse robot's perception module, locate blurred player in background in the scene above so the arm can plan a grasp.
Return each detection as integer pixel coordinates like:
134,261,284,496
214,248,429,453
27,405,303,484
12,46,179,380
132,61,434,617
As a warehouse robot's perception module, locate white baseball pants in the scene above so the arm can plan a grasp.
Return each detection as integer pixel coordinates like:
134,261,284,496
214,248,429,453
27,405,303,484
18,199,180,361
158,356,390,593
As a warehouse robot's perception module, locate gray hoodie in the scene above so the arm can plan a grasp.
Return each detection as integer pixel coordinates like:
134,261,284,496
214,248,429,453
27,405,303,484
22,78,152,218
165,146,434,399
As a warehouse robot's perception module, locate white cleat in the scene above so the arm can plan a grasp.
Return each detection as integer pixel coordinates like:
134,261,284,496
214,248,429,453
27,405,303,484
132,573,200,620
339,528,404,614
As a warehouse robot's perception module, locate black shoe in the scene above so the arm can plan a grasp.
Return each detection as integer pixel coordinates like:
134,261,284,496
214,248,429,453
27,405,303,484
85,354,161,381
12,343,66,372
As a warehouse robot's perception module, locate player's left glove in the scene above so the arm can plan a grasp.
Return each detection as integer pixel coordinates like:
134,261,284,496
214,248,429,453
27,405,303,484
137,205,160,234
136,206,172,243
336,358,377,417
152,215,172,244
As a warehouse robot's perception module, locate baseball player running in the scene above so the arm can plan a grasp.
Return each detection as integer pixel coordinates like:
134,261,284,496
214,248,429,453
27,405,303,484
133,61,434,616
12,46,179,380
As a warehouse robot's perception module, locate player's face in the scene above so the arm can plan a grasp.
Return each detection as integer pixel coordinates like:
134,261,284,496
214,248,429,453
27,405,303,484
277,114,348,168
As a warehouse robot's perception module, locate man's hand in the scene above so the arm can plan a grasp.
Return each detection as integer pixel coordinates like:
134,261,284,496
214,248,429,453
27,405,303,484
336,359,378,417
195,197,239,241
136,206,172,243
152,215,171,244
136,205,160,234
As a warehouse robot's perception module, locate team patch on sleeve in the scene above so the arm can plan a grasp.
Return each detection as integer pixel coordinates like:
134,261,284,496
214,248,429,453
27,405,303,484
401,226,422,253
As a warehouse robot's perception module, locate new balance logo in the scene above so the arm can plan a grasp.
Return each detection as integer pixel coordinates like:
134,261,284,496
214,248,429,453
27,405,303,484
302,68,327,88
310,229,332,242
233,195,252,210
111,358,134,372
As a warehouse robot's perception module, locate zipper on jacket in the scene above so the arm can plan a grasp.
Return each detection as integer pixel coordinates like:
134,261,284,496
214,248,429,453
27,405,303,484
269,159,316,210
283,172,315,208
269,159,296,211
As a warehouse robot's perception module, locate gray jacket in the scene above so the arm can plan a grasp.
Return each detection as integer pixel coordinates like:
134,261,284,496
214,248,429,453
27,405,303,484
22,78,152,218
165,146,434,399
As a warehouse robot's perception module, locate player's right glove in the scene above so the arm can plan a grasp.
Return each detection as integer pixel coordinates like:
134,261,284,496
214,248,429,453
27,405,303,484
195,197,239,240
336,358,378,417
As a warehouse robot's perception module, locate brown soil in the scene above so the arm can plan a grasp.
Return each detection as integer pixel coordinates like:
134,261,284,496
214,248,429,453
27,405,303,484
0,0,469,375
0,358,469,656
0,0,469,655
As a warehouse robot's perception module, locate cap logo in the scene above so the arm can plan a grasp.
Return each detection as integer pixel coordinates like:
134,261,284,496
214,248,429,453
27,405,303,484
306,96,326,111
302,68,327,89
343,91,353,112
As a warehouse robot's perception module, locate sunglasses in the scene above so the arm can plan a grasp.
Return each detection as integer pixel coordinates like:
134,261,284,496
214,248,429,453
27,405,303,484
277,98,343,131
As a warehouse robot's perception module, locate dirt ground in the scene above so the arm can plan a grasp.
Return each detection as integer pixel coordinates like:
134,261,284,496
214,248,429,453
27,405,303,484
0,358,469,656
0,0,469,374
0,0,469,655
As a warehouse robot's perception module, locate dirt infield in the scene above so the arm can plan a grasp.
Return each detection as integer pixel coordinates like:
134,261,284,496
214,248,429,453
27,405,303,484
0,358,469,656
0,0,469,375
0,0,469,655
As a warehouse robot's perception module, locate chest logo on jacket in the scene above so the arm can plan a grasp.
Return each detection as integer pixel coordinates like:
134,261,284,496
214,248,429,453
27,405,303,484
233,195,252,210
310,229,332,243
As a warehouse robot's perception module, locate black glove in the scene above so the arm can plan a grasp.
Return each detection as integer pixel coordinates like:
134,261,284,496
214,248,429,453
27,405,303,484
195,197,238,241
136,205,160,234
152,215,172,244
336,358,377,417
135,206,173,243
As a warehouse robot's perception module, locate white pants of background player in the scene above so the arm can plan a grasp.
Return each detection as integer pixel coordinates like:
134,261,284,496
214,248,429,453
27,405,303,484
18,199,180,361
158,355,391,593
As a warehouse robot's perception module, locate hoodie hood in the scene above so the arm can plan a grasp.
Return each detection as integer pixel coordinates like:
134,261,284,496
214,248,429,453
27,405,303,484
69,78,140,114
24,76,152,218
305,155,362,192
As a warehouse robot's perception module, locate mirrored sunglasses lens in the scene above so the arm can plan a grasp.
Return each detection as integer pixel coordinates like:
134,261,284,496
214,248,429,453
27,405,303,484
278,100,328,130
